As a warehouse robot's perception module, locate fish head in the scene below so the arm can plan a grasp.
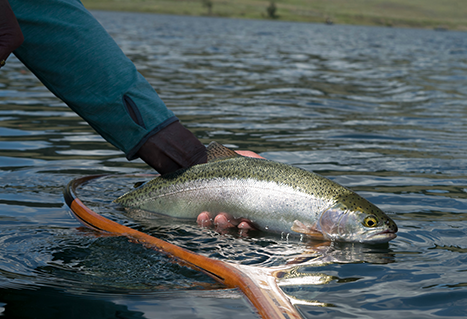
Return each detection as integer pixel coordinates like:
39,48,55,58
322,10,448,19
292,194,397,244
319,194,398,243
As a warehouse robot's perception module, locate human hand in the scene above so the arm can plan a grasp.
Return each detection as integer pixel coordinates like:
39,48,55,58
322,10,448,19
197,211,258,234
0,0,24,67
196,149,265,234
138,126,264,233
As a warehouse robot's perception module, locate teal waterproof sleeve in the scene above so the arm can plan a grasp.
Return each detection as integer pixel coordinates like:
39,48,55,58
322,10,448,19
9,0,177,159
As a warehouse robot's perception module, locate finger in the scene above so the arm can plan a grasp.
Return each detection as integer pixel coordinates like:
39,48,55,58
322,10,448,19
196,211,213,227
238,220,256,230
235,150,265,159
213,213,238,230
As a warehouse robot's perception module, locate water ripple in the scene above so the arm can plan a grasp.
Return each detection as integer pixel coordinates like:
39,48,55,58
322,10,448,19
1,10,467,319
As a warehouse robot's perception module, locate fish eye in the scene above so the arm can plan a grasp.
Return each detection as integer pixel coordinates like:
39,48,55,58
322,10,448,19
363,216,378,228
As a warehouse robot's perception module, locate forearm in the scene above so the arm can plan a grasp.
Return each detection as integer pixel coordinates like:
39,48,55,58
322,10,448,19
9,0,175,158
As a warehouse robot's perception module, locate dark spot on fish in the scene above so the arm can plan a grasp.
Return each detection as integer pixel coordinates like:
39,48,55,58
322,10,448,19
134,181,145,188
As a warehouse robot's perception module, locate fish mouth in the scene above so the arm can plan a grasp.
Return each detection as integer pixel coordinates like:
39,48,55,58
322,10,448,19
367,229,397,243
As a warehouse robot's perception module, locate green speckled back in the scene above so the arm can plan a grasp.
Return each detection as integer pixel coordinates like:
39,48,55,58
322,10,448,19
116,155,353,206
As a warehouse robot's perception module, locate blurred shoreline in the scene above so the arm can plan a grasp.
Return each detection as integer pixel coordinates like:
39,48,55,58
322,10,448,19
82,0,466,32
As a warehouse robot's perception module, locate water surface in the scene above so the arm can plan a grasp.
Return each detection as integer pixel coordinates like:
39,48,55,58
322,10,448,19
0,11,466,318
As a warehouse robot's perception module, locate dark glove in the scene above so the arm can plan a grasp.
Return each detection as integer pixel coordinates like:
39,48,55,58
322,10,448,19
0,0,24,66
136,121,207,175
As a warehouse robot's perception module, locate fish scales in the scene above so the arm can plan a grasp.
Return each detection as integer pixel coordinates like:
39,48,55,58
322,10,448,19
117,162,368,229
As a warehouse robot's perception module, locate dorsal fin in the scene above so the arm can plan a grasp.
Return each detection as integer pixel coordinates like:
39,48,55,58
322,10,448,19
206,141,240,162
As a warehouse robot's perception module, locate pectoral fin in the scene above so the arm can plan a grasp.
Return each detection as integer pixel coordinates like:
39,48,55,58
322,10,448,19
291,220,325,240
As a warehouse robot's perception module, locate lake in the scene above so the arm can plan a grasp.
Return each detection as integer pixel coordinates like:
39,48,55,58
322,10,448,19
0,10,466,318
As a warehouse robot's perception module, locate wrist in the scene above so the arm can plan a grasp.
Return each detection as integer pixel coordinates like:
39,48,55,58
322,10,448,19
136,121,207,174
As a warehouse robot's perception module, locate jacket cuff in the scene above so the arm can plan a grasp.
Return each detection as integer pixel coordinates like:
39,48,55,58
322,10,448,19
126,116,179,160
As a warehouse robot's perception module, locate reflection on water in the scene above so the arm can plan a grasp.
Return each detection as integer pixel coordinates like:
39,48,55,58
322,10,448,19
1,10,467,319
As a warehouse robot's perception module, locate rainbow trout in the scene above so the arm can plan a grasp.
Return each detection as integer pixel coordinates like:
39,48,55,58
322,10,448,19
115,142,397,243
